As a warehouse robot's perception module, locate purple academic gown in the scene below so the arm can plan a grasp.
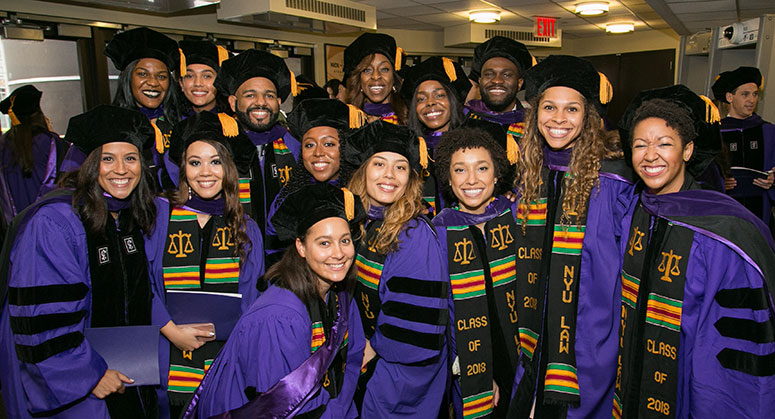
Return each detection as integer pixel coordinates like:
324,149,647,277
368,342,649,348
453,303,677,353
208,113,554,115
720,114,775,226
144,197,264,418
0,197,167,418
359,212,449,417
188,285,365,418
433,196,519,418
619,181,775,417
511,150,635,418
0,131,62,220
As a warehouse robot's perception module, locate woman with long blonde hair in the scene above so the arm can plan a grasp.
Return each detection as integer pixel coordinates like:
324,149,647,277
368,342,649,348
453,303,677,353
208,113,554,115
509,55,634,418
342,120,448,417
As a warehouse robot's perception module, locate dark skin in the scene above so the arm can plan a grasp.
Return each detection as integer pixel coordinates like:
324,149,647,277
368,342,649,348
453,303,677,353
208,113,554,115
478,57,522,113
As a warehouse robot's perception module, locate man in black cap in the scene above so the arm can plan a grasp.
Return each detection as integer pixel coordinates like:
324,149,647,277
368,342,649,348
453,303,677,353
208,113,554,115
465,36,534,138
216,49,300,237
712,66,775,229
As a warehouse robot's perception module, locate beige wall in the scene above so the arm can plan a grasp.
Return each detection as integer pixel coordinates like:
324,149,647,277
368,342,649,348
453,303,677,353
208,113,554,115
3,0,679,84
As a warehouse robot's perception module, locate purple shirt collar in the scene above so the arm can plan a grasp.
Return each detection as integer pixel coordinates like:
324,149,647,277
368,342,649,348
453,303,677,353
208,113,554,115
464,100,525,125
137,105,164,120
103,192,131,212
367,205,385,221
543,146,573,169
245,124,287,147
434,195,511,227
185,195,225,215
720,114,765,130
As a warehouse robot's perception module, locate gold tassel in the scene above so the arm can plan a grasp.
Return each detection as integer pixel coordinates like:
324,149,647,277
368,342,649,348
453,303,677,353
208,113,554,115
289,70,300,97
600,118,605,130
506,133,519,165
342,187,355,221
216,45,229,67
348,104,367,129
395,46,405,71
531,55,537,67
152,121,164,154
699,95,720,123
218,113,239,137
442,57,457,82
179,48,187,77
7,96,21,126
418,136,429,170
760,75,765,90
599,72,613,104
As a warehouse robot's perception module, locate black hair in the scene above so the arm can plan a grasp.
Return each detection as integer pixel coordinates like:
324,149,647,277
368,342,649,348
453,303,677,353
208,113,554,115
406,82,465,137
630,98,697,148
112,58,182,124
434,127,515,205
1,111,51,175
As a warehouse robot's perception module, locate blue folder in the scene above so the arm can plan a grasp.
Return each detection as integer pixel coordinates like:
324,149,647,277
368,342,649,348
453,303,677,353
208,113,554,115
84,325,160,386
729,167,771,197
166,290,242,339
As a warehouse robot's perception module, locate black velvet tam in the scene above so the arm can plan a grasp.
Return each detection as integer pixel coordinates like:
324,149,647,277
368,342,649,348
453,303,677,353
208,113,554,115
711,66,763,103
469,36,533,83
287,98,353,140
523,55,609,115
272,182,366,241
65,105,154,154
104,27,179,73
399,56,472,106
343,33,403,84
167,111,255,172
216,49,294,101
341,120,424,174
179,40,231,72
0,85,42,121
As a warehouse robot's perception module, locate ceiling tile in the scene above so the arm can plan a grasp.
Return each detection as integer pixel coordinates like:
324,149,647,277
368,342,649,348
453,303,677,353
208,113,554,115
668,0,735,14
381,4,441,16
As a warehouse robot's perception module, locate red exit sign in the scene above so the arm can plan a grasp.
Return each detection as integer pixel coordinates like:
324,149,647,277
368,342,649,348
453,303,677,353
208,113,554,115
535,16,556,38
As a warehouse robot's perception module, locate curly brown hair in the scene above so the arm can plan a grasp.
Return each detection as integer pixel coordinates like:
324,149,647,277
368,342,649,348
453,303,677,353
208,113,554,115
347,158,424,254
171,139,252,263
515,93,621,229
344,53,407,124
434,127,515,205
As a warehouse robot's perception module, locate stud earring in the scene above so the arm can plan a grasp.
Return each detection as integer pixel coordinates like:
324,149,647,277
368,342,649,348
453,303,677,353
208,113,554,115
188,186,193,201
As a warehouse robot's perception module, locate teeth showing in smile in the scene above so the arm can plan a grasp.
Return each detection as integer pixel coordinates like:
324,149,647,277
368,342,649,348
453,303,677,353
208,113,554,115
548,128,571,137
424,111,443,118
142,90,160,98
328,262,345,269
369,86,385,93
488,88,506,94
198,180,216,187
462,188,484,197
312,162,329,169
191,91,209,97
378,184,396,192
643,166,664,174
111,178,129,185
250,110,269,119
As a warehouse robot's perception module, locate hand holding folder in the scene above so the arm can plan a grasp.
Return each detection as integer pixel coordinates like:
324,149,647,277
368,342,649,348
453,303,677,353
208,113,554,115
728,167,772,197
166,290,242,340
84,326,160,387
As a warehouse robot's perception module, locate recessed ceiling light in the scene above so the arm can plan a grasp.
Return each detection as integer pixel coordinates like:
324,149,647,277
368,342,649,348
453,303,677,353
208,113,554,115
575,2,609,16
606,22,635,33
469,10,501,24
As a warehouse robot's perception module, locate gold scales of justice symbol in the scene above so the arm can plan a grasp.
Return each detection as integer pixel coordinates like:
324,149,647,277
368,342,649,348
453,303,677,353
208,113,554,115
168,227,235,258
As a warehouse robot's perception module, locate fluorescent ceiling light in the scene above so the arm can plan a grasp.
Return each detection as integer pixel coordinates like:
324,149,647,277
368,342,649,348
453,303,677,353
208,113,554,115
606,22,635,33
575,2,609,16
469,10,501,24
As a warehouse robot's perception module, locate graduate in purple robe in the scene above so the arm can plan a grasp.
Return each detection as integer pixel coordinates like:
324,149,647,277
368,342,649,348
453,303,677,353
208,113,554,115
0,105,161,418
181,183,367,418
401,56,471,214
342,33,407,125
464,37,534,138
432,127,520,418
263,98,367,268
0,85,66,223
508,55,634,418
216,49,301,238
60,27,182,190
711,66,775,229
615,83,775,418
341,120,449,417
143,111,264,418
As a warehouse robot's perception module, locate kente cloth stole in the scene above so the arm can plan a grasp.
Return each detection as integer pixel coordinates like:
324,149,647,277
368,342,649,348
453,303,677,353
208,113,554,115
380,113,399,125
309,293,349,399
447,208,520,419
246,137,296,231
507,122,525,140
422,163,440,215
613,202,690,419
354,219,387,340
162,207,240,292
514,168,588,408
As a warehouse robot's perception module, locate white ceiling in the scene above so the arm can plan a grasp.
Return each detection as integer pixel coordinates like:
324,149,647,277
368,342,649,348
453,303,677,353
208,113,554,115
353,0,672,38
356,0,775,38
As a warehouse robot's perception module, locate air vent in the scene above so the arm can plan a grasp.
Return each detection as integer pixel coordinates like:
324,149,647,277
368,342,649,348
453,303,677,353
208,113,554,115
285,0,366,23
445,23,562,48
218,0,376,33
485,29,554,44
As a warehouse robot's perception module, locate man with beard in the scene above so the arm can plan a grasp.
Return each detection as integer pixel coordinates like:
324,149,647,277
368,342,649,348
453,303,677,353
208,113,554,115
216,49,300,239
465,36,535,142
711,66,775,232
